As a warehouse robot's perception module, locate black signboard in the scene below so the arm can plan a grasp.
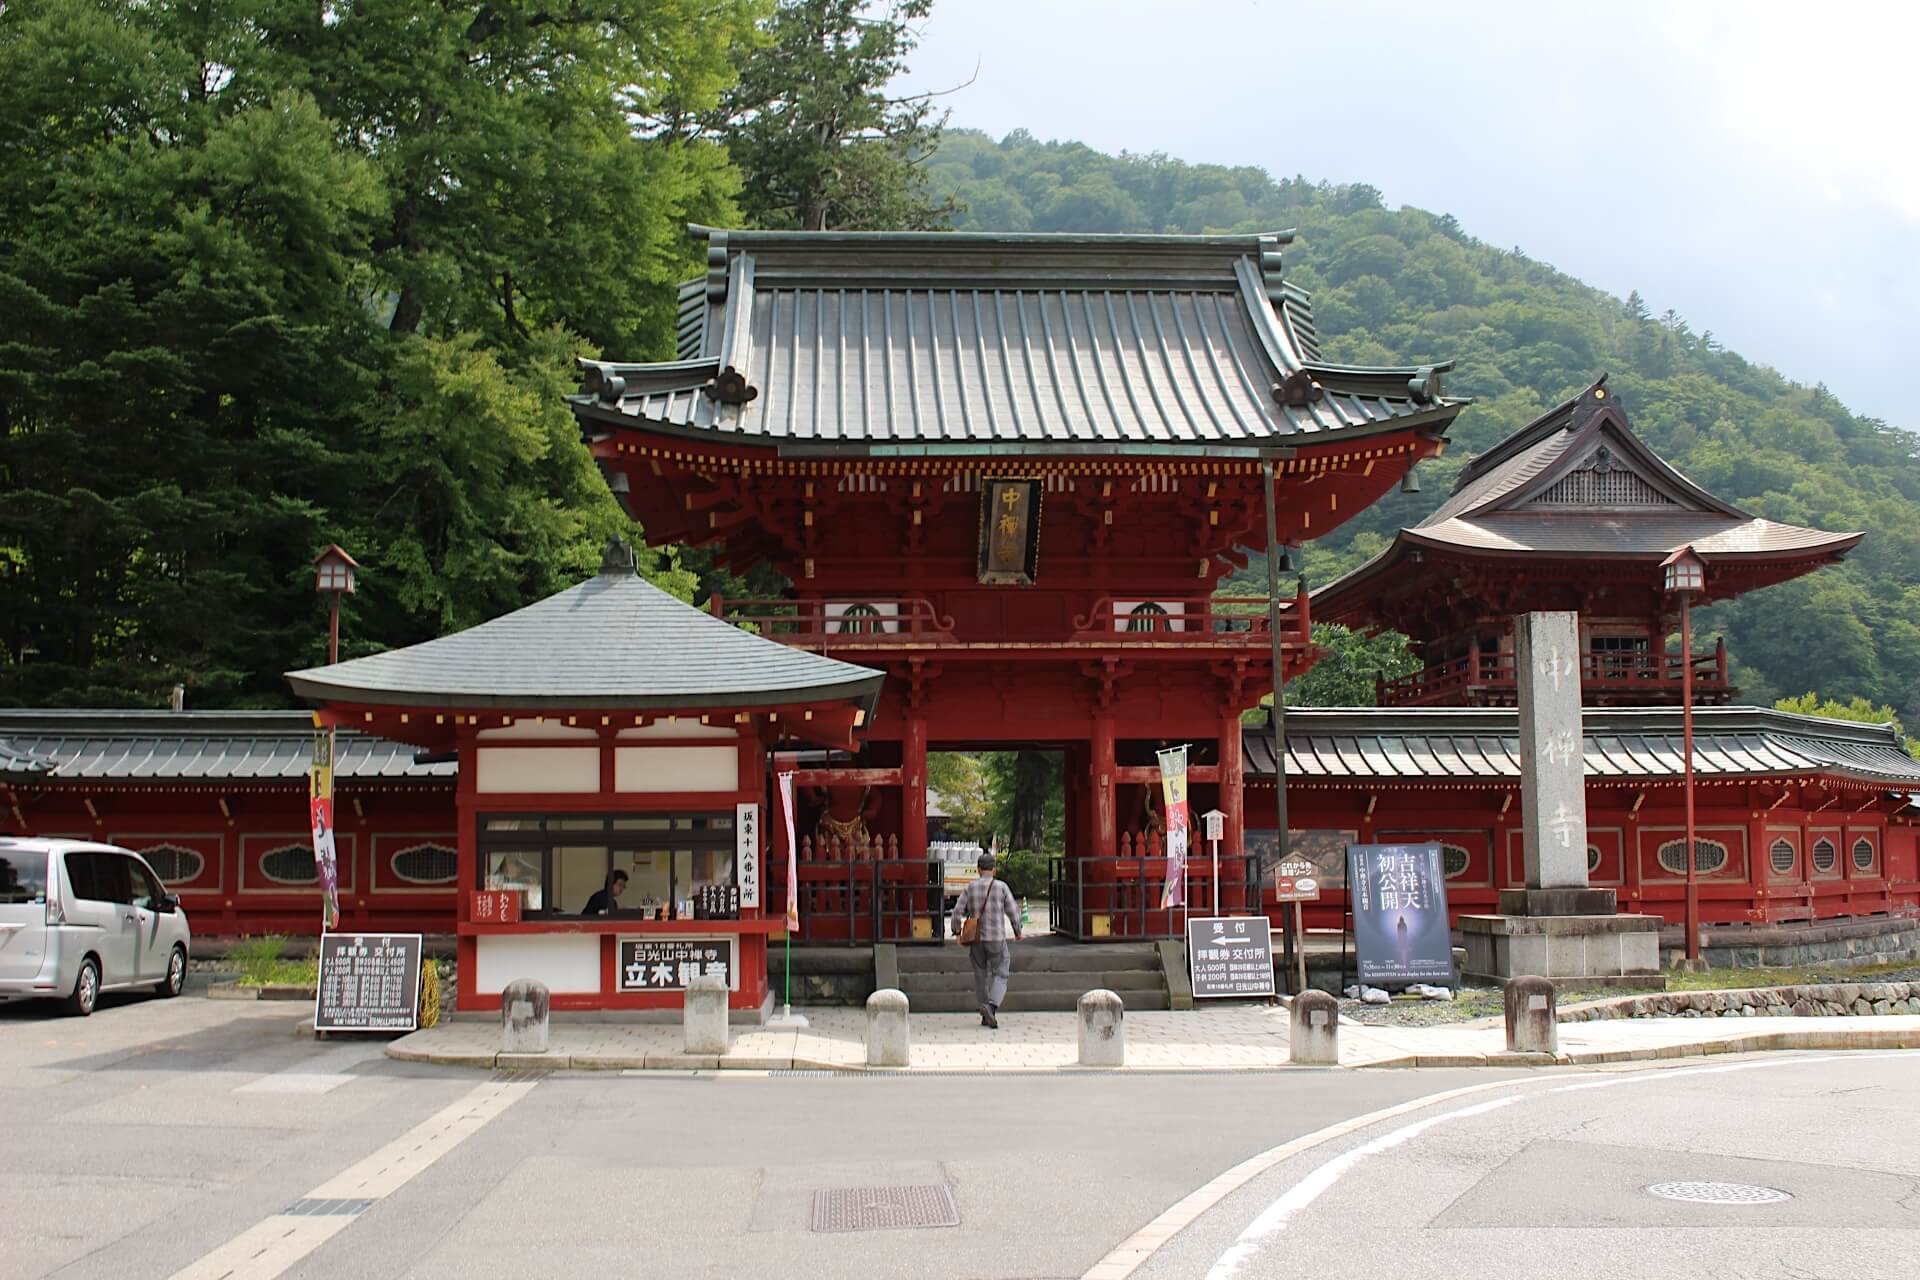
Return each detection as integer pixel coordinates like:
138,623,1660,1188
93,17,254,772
315,932,423,1032
1347,844,1457,986
616,937,738,992
1185,915,1277,999
693,885,741,920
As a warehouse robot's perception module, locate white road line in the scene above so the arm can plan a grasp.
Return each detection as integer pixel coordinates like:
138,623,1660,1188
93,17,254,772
1206,1096,1522,1280
169,1079,535,1280
1085,1052,1899,1280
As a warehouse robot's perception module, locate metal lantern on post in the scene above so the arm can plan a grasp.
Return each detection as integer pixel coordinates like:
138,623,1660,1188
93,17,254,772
1661,546,1706,964
313,544,359,666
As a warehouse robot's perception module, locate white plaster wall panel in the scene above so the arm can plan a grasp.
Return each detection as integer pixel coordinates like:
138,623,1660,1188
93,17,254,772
474,934,602,995
475,746,600,793
615,745,739,793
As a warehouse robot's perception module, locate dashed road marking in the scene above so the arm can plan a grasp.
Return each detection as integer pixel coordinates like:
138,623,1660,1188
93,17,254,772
168,1078,535,1280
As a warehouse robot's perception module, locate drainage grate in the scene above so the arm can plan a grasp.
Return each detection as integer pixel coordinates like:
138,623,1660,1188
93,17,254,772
282,1198,375,1217
810,1184,960,1233
1646,1181,1792,1205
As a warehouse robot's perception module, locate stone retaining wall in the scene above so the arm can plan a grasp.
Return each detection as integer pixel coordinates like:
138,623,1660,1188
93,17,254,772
1562,982,1920,1022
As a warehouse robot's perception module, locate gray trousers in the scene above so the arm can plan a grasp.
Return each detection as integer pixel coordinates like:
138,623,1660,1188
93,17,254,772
969,940,1011,1009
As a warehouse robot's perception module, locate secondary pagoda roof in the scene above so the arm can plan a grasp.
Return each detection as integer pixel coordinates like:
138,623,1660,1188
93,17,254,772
1314,376,1863,620
0,710,452,784
1243,706,1920,788
569,227,1464,454
285,541,885,715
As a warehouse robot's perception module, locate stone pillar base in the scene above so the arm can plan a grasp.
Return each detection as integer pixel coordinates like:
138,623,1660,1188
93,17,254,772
1459,913,1663,986
1499,887,1618,917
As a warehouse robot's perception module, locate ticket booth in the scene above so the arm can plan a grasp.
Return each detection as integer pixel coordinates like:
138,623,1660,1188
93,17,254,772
287,539,884,1015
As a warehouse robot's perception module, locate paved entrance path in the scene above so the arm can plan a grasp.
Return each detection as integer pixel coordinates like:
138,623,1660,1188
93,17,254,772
388,1005,1920,1072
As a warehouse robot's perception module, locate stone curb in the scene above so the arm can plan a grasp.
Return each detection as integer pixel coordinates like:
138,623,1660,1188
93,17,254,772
385,1024,1920,1074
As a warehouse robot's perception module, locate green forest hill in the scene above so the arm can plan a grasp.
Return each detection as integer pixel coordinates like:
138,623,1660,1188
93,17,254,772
2,1,1914,735
926,130,1920,725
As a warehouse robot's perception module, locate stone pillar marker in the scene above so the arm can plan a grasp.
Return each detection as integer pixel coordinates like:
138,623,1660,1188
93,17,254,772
865,988,910,1067
683,974,730,1055
1078,989,1125,1067
1507,610,1615,917
1289,989,1339,1065
1504,975,1558,1055
501,979,550,1054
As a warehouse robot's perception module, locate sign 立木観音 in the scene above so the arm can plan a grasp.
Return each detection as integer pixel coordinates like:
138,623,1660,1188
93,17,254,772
617,937,738,992
315,933,424,1032
1185,915,1276,999
1347,844,1457,986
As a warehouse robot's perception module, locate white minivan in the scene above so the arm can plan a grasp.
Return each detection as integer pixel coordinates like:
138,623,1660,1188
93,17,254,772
0,837,191,1015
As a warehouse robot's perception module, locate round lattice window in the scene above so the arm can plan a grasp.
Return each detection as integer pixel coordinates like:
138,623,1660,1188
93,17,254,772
1439,844,1471,879
1769,838,1796,875
1852,838,1875,872
259,844,317,885
835,602,882,635
1125,602,1170,633
1811,838,1838,874
1656,838,1728,876
1587,845,1603,874
140,845,204,885
391,843,457,885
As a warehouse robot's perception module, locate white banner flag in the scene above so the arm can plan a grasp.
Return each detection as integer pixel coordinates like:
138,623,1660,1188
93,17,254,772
777,771,798,932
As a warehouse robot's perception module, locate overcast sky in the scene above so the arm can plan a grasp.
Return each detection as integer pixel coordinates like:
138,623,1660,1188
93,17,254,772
893,1,1919,433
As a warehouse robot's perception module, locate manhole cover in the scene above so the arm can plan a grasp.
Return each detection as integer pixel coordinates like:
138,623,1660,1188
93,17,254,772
1646,1181,1792,1205
811,1184,960,1232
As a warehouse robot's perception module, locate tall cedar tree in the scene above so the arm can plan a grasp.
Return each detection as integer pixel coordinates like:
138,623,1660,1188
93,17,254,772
0,0,739,706
715,0,960,231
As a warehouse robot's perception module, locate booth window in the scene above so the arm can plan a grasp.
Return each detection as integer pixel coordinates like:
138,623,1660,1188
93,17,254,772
478,813,736,918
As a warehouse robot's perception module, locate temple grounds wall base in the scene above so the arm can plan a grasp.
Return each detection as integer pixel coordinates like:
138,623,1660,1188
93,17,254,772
1460,912,1663,986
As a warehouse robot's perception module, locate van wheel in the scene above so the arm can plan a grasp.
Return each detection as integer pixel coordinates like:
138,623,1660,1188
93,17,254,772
155,946,186,998
65,957,100,1017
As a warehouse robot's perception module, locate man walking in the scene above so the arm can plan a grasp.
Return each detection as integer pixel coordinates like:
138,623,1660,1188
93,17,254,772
949,852,1023,1028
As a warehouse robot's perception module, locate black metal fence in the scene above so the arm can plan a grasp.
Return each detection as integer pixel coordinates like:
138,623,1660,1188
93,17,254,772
766,858,948,945
1048,854,1261,940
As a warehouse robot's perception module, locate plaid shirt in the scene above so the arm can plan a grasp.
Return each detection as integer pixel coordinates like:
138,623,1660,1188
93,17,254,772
950,875,1021,943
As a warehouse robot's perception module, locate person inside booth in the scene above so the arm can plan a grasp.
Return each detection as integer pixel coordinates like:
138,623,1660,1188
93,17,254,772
582,869,628,915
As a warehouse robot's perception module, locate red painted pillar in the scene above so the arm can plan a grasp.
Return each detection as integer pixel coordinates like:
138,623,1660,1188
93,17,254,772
1091,715,1117,857
901,716,927,860
1219,711,1245,910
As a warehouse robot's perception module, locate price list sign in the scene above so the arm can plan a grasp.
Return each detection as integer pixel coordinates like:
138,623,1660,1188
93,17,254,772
315,933,424,1032
1185,915,1276,999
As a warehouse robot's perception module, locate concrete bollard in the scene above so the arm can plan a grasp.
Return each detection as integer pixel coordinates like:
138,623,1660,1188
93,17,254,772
501,979,550,1054
865,988,910,1067
1289,989,1339,1065
683,974,730,1055
1505,975,1558,1055
1078,989,1125,1067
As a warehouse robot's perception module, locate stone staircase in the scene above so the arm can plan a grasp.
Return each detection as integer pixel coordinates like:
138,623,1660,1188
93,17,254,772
891,941,1171,1012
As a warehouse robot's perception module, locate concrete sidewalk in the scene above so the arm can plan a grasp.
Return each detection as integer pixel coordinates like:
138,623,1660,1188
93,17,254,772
386,1005,1920,1073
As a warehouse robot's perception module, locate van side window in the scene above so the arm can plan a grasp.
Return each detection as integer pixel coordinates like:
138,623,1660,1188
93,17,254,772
0,853,48,904
129,859,166,909
64,852,102,901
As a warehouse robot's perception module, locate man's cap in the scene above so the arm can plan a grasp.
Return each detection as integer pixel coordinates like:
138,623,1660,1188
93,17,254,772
977,853,996,870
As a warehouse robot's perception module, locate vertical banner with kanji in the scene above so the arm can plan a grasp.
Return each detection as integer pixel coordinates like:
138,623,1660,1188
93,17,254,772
309,727,340,929
977,477,1043,585
1157,745,1189,909
777,771,798,932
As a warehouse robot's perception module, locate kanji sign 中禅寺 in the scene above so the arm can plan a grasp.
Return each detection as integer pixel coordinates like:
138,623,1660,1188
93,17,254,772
977,478,1041,585
616,937,738,992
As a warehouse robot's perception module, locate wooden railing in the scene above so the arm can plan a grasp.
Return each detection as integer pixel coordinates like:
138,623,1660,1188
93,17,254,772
1378,639,1732,707
1068,590,1311,647
707,595,957,648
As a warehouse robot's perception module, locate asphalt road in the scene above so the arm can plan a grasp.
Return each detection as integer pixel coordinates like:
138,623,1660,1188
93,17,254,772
2,993,1915,1280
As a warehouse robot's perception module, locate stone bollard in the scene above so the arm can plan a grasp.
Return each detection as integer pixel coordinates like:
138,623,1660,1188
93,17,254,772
1289,989,1339,1065
1505,975,1558,1055
865,988,910,1067
683,974,730,1055
501,979,550,1054
1078,989,1125,1067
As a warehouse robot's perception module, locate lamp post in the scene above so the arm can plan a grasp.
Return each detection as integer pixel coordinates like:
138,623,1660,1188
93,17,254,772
1261,448,1299,992
1662,547,1706,965
313,545,359,665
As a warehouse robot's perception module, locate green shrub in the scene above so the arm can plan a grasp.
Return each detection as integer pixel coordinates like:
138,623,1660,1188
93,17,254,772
228,934,287,986
997,850,1048,899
